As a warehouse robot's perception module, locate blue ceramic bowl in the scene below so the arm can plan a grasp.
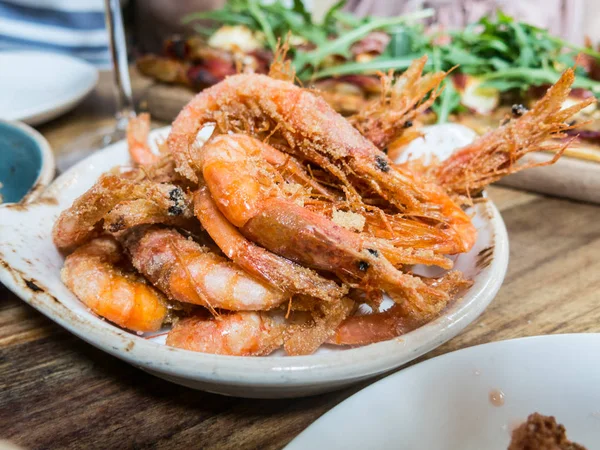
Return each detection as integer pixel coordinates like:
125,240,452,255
0,120,54,203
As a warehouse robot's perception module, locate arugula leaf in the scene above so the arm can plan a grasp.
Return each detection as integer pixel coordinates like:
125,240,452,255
247,0,277,51
295,9,434,70
310,54,429,79
323,0,347,29
192,25,217,36
293,0,312,25
479,79,528,91
330,10,365,28
480,67,600,93
472,36,511,55
511,22,535,67
488,57,511,71
442,47,486,67
385,28,416,58
548,36,600,60
433,82,460,124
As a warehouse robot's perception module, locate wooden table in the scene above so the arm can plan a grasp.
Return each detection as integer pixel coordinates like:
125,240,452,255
2,72,600,450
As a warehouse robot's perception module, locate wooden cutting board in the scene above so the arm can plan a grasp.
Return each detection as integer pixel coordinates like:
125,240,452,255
145,82,600,204
145,83,194,123
497,152,600,204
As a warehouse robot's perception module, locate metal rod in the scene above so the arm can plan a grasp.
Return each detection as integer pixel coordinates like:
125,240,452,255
104,0,135,130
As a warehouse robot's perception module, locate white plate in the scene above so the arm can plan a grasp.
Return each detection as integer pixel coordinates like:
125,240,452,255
0,125,508,398
285,334,600,449
0,51,98,125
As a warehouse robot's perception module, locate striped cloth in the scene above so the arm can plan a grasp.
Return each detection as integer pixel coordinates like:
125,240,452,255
0,0,110,67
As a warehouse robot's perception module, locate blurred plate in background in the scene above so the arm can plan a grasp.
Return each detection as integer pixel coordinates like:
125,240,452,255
0,51,98,125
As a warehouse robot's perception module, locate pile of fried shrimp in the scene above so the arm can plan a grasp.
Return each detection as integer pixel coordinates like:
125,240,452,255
52,55,593,356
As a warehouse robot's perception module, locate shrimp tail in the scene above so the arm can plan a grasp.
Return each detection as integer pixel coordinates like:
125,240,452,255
127,113,161,166
328,303,420,346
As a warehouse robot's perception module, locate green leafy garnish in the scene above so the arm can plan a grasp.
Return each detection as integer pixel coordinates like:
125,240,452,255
183,2,600,116
246,0,277,50
183,1,433,79
294,9,434,75
312,55,428,79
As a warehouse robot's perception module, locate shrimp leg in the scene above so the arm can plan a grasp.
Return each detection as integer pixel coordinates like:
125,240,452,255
329,271,472,345
349,56,445,150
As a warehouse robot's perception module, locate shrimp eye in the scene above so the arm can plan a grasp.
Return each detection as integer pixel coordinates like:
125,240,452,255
168,187,185,216
108,216,126,232
357,260,370,272
168,206,183,215
169,187,184,202
511,104,528,117
403,120,413,128
367,248,379,257
375,155,390,172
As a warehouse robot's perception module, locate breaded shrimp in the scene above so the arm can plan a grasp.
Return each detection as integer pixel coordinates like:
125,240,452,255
166,311,284,356
122,226,288,311
61,237,168,332
166,71,436,213
166,66,477,252
198,134,458,315
193,187,348,302
52,174,191,251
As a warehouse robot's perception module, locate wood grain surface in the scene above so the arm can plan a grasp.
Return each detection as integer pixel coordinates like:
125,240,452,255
1,71,599,450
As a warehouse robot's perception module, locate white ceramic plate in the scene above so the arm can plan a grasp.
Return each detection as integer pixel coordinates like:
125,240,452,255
0,125,508,398
0,51,98,125
285,334,600,449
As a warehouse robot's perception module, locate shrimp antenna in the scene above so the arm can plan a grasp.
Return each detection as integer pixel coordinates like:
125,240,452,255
268,33,296,84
